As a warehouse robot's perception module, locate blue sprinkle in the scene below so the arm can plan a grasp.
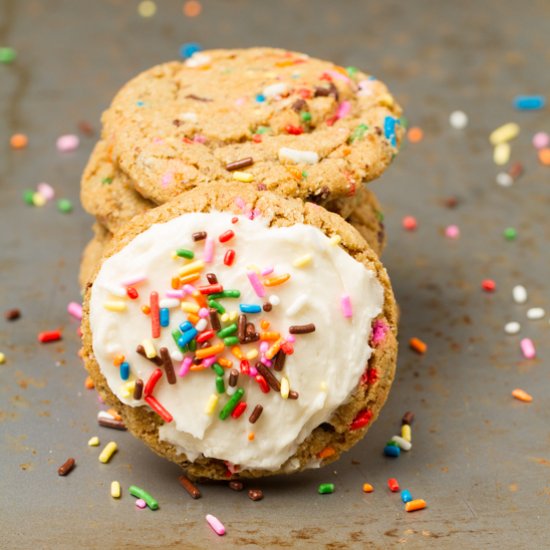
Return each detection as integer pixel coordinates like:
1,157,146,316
136,100,145,107
513,95,546,111
383,444,400,457
240,304,262,314
179,321,194,333
178,328,198,349
160,308,170,327
401,489,413,503
179,42,202,59
120,362,130,381
255,94,266,103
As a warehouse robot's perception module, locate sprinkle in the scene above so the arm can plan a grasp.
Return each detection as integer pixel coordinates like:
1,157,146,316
159,307,170,327
317,446,336,459
263,273,290,287
449,110,468,129
263,82,288,97
532,132,549,149
269,295,281,306
496,172,513,187
248,488,264,501
318,483,335,495
88,436,100,446
391,435,412,451
192,231,207,242
504,321,520,334
512,388,533,402
203,238,215,263
98,441,118,464
119,362,130,380
178,357,193,377
145,395,173,422
402,215,417,231
249,404,263,424
58,457,76,476
10,133,28,149
226,157,253,171
278,147,319,164
4,308,21,321
133,379,144,399
490,122,520,146
195,343,224,359
136,499,147,509
527,307,545,320
111,481,121,499
402,411,415,425
56,134,79,152
181,302,200,314
231,401,247,418
273,350,287,372
0,47,16,63
144,368,163,397
383,116,398,146
493,142,511,165
159,348,177,384
388,478,400,492
137,0,156,17
444,225,460,239
280,376,290,399
33,192,46,207
103,300,127,312
240,304,262,314
362,483,374,493
409,337,427,354
286,294,307,316
129,485,159,510
481,279,496,292
179,42,202,59
400,489,413,503
520,338,536,359
224,250,236,266
341,295,353,318
503,227,517,241
405,499,427,512
176,249,194,260
401,424,412,442
512,285,528,303
513,95,545,110
407,127,424,143
37,182,55,200
198,283,223,295
384,445,400,457
175,474,202,500
38,330,62,343
205,514,225,536
539,148,550,165
232,171,254,182
289,323,316,334
57,198,73,213
219,388,245,420
98,413,126,431
293,254,312,268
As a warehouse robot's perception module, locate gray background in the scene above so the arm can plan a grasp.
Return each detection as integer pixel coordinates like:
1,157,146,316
1,0,549,548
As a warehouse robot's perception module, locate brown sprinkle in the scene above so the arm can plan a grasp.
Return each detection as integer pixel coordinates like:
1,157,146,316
288,390,299,400
192,231,207,242
4,308,21,321
136,345,163,366
209,308,221,331
291,98,307,112
249,404,263,424
77,120,95,136
314,82,339,100
262,303,272,312
185,93,212,102
58,457,76,476
256,363,281,392
508,161,524,180
229,480,244,491
206,273,218,284
133,379,144,400
98,417,127,431
402,411,415,425
225,157,253,171
159,347,177,384
289,323,316,334
238,314,247,342
272,350,286,372
229,369,239,388
248,488,264,501
178,474,202,499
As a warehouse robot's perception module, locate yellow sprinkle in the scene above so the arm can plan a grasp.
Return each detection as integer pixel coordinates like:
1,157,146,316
220,313,230,323
228,310,238,322
232,171,254,183
401,424,412,442
88,436,100,447
0,352,5,364
489,122,520,145
170,251,178,260
205,394,219,415
181,302,200,314
98,441,118,463
120,381,135,398
111,480,121,498
329,234,341,246
246,349,258,360
137,0,156,17
493,142,511,165
178,260,205,277
246,264,261,274
103,300,127,312
378,93,395,108
142,339,157,359
293,254,313,268
32,192,46,207
280,376,290,399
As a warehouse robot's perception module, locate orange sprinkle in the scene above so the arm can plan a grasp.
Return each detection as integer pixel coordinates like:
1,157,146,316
218,357,233,368
10,133,28,149
195,343,224,359
275,59,298,67
512,388,533,402
538,148,550,166
192,290,207,308
407,127,424,143
106,408,122,421
187,313,200,325
231,346,243,360
285,166,303,181
342,147,352,157
362,483,374,493
405,499,427,512
171,276,182,289
317,446,336,459
260,319,270,330
113,354,125,367
264,274,291,287
179,272,201,285
183,0,202,17
248,432,255,441
409,337,427,354
265,338,283,360
141,305,151,315
84,376,95,390
190,364,207,372
260,331,280,341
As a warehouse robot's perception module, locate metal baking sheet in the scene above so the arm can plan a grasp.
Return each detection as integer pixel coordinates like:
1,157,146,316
1,0,549,547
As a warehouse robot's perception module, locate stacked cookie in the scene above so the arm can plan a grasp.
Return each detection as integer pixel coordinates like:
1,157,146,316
80,48,403,479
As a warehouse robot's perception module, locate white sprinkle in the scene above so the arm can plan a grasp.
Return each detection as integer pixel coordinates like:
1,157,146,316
286,294,308,316
170,349,183,362
496,172,513,187
504,321,521,334
512,285,528,304
178,112,198,122
527,307,545,320
278,147,319,165
195,318,208,332
262,82,288,98
103,284,127,298
268,294,280,306
449,110,468,129
159,298,181,309
97,410,117,422
184,52,211,68
391,435,412,451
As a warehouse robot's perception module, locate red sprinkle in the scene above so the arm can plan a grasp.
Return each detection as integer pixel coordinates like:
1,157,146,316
231,217,239,224
219,230,235,243
349,409,373,431
252,134,262,143
144,395,173,423
38,330,62,343
280,341,294,355
388,478,400,492
325,115,338,127
224,250,236,266
298,88,313,99
255,374,270,394
144,368,163,397
482,279,496,292
196,330,215,343
127,287,139,300
198,284,224,295
231,401,247,419
402,216,417,231
150,291,160,338
285,124,303,135
239,360,250,376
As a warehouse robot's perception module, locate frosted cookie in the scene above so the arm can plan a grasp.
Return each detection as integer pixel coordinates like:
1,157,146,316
101,48,403,205
81,183,397,479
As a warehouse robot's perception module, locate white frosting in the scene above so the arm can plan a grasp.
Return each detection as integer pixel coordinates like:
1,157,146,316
90,212,383,471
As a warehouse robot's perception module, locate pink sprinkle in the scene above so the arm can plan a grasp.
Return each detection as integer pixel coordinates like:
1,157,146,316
520,338,536,359
161,172,173,188
532,132,549,149
56,134,79,152
120,275,147,287
445,225,460,239
166,290,185,299
341,295,353,318
183,284,196,295
247,271,265,298
336,100,352,119
135,499,147,509
402,216,417,231
198,307,210,318
261,358,272,368
326,69,350,83
193,134,207,144
179,356,193,377
235,197,246,211
206,513,225,536
67,301,82,320
371,319,388,346
286,334,296,343
261,266,274,276
203,238,215,263
201,356,217,368
260,342,269,353
249,365,258,377
37,182,55,200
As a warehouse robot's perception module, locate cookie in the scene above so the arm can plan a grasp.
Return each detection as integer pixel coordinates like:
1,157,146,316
79,224,111,292
81,183,398,479
101,48,403,205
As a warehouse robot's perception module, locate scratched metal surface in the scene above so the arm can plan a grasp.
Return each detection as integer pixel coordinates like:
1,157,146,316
1,0,550,548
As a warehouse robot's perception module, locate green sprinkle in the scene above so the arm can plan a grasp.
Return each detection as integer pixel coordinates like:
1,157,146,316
219,388,244,420
386,440,399,447
188,339,197,352
172,330,187,352
211,363,224,377
349,123,369,143
318,483,335,495
129,485,159,510
503,227,517,241
215,376,225,394
376,210,385,222
217,323,237,338
301,170,308,179
256,126,271,135
23,189,34,205
0,47,16,64
176,249,195,259
209,289,241,299
223,336,239,346
399,117,409,129
208,299,225,314
57,199,73,213
346,66,359,77
300,111,312,123
101,177,113,185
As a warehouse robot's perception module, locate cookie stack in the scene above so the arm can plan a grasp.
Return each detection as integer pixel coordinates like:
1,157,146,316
80,48,403,479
